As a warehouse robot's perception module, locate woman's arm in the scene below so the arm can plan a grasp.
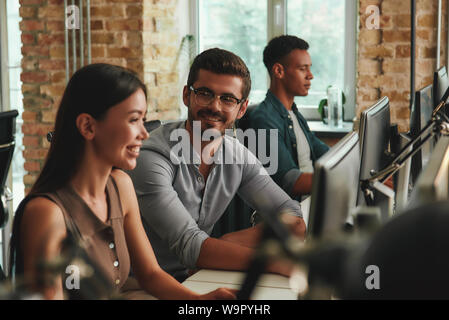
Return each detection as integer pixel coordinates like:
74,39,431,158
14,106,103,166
111,169,235,300
20,197,67,300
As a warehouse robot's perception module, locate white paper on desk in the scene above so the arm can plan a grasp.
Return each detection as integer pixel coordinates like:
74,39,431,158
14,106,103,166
182,280,297,300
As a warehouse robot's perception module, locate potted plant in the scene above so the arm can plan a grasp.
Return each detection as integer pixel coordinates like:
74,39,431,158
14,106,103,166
318,85,346,124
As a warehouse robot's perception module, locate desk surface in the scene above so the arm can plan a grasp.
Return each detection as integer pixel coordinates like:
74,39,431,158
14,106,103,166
182,269,298,300
308,121,354,133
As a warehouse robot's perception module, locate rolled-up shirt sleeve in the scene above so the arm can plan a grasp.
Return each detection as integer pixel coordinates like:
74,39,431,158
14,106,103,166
237,149,303,220
281,168,302,199
128,149,209,269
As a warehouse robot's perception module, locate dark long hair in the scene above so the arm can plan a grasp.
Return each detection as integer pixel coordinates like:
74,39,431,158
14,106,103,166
10,63,146,276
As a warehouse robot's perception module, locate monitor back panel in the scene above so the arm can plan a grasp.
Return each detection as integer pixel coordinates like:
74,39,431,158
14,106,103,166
357,97,391,205
433,66,449,114
410,85,434,183
409,136,449,207
308,132,360,240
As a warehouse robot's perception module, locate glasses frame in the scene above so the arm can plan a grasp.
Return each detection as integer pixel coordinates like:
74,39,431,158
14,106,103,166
189,86,245,112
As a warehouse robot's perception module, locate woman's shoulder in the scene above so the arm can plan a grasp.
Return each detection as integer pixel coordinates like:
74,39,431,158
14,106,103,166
110,168,134,189
23,196,64,220
110,169,136,214
21,196,67,242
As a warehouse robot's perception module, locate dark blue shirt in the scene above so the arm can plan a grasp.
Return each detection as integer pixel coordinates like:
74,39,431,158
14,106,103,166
248,90,329,197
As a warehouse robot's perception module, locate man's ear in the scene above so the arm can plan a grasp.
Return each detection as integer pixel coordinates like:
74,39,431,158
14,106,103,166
272,63,284,79
182,85,190,107
236,99,249,120
76,113,96,140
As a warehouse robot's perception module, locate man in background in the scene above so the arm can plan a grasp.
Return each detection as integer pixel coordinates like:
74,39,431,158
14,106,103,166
248,35,329,201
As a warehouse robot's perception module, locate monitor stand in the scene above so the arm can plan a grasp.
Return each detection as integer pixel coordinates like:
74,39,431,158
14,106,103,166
394,133,413,213
370,181,395,222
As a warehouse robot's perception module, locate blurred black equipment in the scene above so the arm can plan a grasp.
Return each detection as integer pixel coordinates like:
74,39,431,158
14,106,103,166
36,230,118,300
237,211,299,300
340,201,449,299
236,206,376,300
1,228,117,300
239,201,449,299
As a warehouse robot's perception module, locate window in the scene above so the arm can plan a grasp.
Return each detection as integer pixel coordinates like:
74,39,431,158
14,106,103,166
198,0,268,104
0,0,24,273
191,0,356,121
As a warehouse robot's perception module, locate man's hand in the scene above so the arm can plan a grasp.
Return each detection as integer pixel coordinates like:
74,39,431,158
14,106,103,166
280,214,307,240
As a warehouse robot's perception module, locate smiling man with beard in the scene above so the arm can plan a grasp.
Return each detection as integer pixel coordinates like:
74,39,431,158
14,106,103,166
127,48,306,283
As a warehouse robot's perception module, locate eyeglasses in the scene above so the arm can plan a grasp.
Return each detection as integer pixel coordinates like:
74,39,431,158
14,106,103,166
189,86,245,112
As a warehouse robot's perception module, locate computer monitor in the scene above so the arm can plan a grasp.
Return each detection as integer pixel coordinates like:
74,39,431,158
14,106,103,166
393,133,412,213
433,66,449,115
307,131,360,240
408,136,449,207
410,84,434,184
357,97,392,208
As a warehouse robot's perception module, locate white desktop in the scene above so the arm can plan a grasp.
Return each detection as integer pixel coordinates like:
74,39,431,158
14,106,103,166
182,269,300,300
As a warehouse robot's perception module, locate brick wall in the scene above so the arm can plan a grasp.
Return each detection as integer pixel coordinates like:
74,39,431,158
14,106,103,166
142,0,180,121
18,1,448,191
19,0,181,192
357,0,448,132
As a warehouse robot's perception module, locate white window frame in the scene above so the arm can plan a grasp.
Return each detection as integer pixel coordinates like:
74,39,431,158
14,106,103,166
0,1,24,275
190,0,357,122
0,0,12,274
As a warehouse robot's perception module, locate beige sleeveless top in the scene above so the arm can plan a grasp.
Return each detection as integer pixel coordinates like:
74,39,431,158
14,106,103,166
41,176,131,292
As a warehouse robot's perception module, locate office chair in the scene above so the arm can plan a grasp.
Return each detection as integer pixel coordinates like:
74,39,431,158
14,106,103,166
0,110,19,281
143,120,161,133
236,103,258,132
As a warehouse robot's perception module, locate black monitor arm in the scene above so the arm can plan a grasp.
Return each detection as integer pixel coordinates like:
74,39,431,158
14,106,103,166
361,88,449,206
237,210,369,300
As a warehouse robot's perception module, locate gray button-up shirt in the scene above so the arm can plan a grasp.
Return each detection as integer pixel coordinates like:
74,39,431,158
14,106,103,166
128,121,303,281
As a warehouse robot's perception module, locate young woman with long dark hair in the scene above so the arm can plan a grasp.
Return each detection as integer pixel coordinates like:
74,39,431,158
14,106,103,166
9,63,235,300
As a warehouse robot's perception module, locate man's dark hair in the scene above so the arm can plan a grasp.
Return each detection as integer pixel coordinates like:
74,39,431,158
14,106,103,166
187,48,251,100
263,35,309,76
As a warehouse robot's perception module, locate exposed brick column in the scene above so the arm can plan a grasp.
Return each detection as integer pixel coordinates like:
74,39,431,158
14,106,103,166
143,0,180,121
357,0,447,132
19,0,181,193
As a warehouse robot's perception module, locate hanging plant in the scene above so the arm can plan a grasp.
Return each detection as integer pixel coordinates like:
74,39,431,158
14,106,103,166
172,34,196,72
